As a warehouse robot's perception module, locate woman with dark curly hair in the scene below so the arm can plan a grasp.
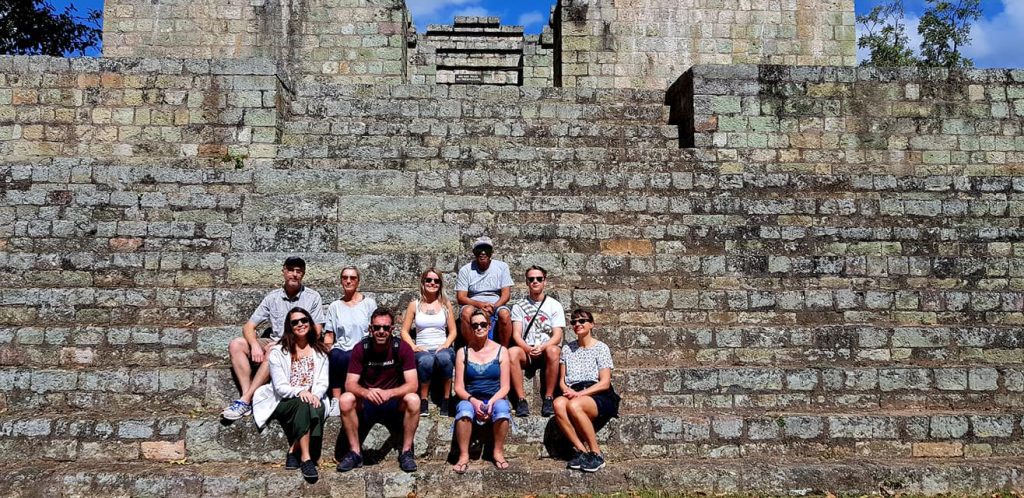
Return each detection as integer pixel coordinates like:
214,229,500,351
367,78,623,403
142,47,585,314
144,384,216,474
252,306,330,483
552,308,620,473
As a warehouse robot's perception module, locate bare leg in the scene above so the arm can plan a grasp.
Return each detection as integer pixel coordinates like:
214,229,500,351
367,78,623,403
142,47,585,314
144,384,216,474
442,378,452,401
492,418,510,465
460,305,477,344
509,347,528,399
454,418,472,468
495,308,512,346
419,382,430,401
240,358,271,403
543,345,560,398
339,393,361,454
298,431,312,461
553,396,587,452
568,397,601,454
228,337,253,395
400,393,421,452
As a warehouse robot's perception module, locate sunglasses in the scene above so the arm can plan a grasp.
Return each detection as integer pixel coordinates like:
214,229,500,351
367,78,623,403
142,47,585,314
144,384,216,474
527,276,545,283
341,275,359,281
290,317,311,326
470,322,489,330
423,277,441,284
570,319,592,326
370,324,392,332
473,249,493,256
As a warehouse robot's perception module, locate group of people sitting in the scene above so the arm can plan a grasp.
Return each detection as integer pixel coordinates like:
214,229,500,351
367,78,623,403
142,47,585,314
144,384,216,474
219,237,620,482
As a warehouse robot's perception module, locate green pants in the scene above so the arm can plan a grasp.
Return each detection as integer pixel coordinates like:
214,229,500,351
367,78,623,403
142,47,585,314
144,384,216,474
273,397,326,443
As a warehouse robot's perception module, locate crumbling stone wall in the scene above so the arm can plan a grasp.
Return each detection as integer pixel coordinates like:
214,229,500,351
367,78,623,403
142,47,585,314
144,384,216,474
559,0,857,89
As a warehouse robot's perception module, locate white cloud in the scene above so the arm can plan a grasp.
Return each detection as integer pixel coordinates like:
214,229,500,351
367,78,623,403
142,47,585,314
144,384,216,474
962,0,1024,67
517,11,547,29
451,6,492,18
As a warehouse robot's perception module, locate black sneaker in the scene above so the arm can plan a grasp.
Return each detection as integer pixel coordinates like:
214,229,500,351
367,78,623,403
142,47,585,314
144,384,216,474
336,451,363,472
541,396,555,417
300,460,319,482
419,398,428,415
566,450,586,470
440,398,451,417
285,451,301,470
581,452,605,472
398,449,417,472
515,399,529,417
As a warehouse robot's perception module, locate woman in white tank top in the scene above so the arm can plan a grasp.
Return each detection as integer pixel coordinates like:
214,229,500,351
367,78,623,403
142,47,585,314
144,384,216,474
400,268,458,416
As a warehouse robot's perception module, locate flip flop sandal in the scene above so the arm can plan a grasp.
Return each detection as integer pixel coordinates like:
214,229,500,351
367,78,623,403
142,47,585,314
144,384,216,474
494,460,510,470
453,462,469,474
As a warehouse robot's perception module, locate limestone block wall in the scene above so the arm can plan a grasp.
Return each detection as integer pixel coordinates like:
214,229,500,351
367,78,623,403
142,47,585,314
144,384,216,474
0,56,278,160
103,0,410,86
558,0,857,89
103,0,265,59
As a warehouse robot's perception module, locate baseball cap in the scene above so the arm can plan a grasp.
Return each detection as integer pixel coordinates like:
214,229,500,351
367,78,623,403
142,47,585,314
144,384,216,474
472,236,494,252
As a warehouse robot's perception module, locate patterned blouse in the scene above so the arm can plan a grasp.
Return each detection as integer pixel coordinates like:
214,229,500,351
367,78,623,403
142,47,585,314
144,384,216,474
289,355,316,387
560,340,614,386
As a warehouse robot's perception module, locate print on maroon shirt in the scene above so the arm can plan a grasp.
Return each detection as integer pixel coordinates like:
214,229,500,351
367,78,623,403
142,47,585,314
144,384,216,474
347,338,416,390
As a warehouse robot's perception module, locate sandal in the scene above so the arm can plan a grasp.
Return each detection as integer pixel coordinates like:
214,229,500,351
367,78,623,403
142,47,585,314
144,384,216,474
493,459,510,470
452,462,469,474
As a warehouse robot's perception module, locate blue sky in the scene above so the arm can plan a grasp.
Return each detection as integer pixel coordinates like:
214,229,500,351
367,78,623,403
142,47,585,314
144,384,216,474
54,0,1023,67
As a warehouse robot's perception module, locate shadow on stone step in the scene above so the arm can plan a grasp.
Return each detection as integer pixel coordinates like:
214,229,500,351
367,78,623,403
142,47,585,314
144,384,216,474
542,415,612,460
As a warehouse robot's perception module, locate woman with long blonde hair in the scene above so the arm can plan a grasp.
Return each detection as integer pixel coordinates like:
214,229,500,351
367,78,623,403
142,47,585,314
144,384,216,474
399,268,458,415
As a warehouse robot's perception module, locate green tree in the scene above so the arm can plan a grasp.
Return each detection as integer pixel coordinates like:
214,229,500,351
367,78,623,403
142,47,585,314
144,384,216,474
857,0,919,67
918,0,981,68
0,0,102,56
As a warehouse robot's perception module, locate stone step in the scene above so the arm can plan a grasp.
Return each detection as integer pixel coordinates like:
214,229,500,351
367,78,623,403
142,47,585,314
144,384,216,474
5,362,1022,414
3,325,1021,369
1,410,1021,464
8,457,1024,495
2,458,1021,497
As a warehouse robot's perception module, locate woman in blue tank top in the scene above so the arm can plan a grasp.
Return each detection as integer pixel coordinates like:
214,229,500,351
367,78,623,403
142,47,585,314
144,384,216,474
451,309,511,473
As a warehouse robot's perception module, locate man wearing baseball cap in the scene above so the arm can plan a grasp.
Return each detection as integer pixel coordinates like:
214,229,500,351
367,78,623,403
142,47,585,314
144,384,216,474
221,256,326,420
455,236,514,346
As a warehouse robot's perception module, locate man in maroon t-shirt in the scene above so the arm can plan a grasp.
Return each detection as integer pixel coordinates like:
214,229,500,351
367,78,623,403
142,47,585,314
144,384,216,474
337,307,420,473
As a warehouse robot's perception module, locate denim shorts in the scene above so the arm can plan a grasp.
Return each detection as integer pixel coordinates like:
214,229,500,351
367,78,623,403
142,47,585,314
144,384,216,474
454,399,511,424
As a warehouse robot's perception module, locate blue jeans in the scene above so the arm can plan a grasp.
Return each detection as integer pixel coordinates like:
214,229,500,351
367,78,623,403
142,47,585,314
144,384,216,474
329,348,353,392
455,399,511,423
415,348,455,383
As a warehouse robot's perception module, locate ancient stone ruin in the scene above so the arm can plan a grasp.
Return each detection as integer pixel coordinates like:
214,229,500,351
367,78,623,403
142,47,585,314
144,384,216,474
0,0,1021,495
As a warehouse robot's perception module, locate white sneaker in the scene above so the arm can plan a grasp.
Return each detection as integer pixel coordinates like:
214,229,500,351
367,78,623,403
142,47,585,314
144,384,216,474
221,399,252,420
327,398,340,417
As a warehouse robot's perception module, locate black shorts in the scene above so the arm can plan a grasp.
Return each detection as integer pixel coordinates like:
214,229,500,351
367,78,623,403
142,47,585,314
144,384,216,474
571,381,620,419
358,397,404,431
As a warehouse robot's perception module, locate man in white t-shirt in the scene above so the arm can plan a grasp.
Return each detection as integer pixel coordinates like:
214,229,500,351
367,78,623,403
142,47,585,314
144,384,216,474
509,265,565,417
455,236,514,346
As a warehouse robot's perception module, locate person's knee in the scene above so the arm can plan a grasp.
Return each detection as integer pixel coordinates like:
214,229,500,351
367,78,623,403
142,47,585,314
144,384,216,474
339,393,357,412
402,393,420,413
460,306,476,319
498,308,511,321
553,397,569,417
544,344,560,360
437,350,455,371
228,337,248,357
454,400,474,421
567,397,587,415
509,346,525,363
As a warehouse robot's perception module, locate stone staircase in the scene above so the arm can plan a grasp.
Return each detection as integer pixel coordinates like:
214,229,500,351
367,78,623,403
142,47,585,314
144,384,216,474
1,58,1023,495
